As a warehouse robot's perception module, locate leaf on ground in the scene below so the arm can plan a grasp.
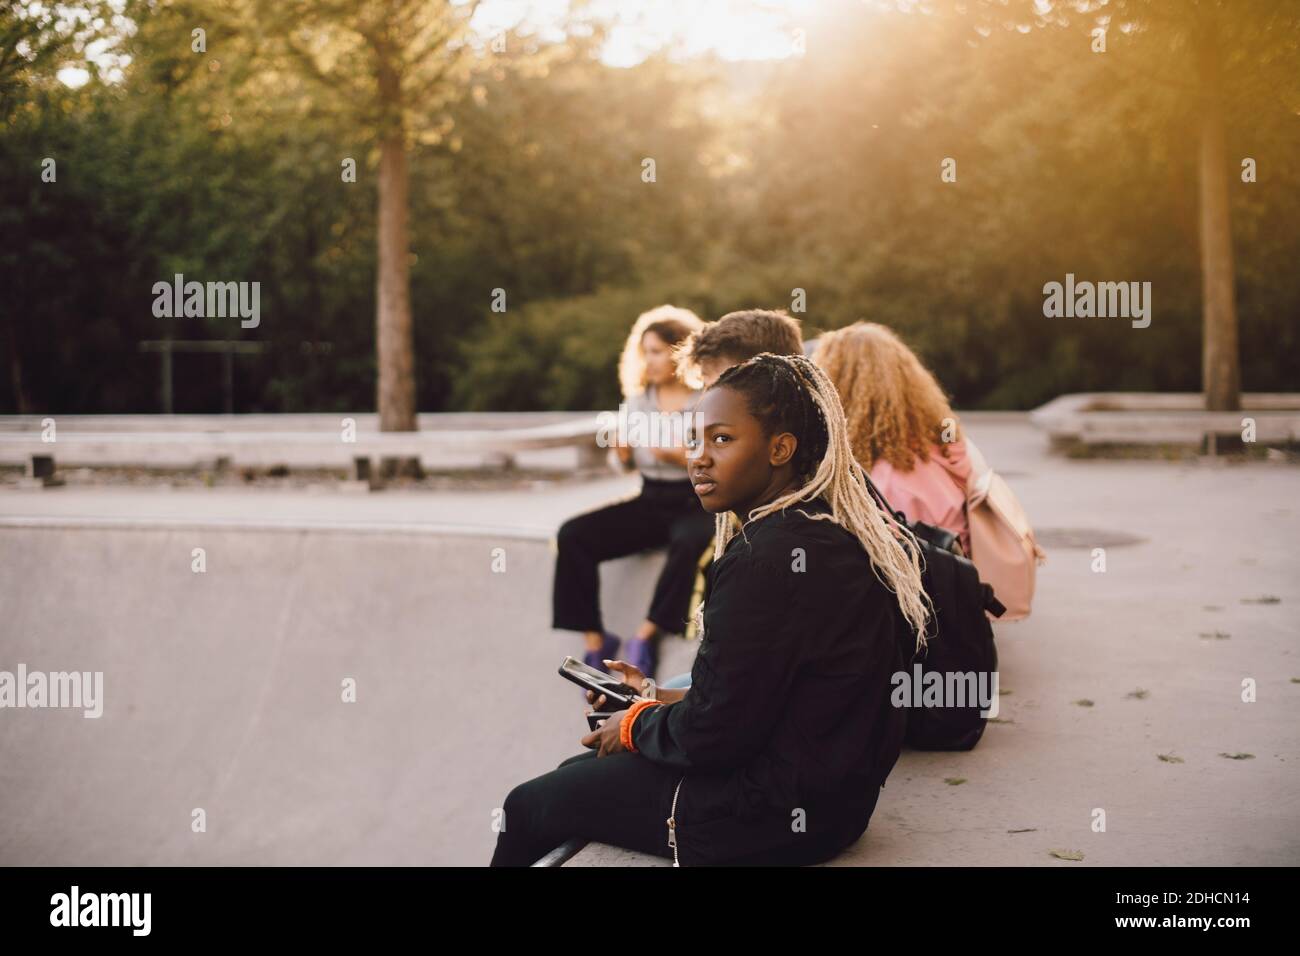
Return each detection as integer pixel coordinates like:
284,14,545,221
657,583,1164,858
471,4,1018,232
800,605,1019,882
1198,631,1231,640
944,777,966,786
999,689,1012,696
1240,595,1281,604
1007,828,1037,834
1048,849,1085,861
1125,689,1149,700
989,717,1014,724
1291,678,1300,684
1074,699,1095,707
1157,752,1184,764
1218,752,1255,760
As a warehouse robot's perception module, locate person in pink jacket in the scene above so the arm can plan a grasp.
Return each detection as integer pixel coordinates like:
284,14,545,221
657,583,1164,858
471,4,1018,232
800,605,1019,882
812,322,972,556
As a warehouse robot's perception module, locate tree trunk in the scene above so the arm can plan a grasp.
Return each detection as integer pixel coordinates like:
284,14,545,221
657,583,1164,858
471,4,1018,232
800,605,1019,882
7,319,30,414
1195,16,1240,411
375,61,417,432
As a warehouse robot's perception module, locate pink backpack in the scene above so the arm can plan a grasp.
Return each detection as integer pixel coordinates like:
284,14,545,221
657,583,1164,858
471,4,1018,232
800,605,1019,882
963,438,1045,621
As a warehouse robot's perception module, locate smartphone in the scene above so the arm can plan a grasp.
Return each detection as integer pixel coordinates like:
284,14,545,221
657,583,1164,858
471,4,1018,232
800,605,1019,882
559,656,640,710
586,711,618,732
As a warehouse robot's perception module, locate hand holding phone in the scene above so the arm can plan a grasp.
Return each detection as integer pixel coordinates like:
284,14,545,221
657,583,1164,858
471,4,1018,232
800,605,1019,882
559,656,641,710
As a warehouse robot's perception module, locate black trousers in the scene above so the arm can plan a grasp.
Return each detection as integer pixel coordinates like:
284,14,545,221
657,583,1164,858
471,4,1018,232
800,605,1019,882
552,477,714,636
490,751,677,867
489,750,878,867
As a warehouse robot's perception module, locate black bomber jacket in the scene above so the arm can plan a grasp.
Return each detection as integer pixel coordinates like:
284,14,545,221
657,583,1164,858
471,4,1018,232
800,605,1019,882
631,496,911,853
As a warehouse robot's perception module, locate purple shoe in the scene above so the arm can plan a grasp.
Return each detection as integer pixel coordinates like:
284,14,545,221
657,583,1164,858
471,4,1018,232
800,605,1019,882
582,632,622,702
583,632,622,674
622,636,657,680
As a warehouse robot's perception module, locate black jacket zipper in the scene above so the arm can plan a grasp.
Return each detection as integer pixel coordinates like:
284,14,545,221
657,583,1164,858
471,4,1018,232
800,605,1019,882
667,776,685,867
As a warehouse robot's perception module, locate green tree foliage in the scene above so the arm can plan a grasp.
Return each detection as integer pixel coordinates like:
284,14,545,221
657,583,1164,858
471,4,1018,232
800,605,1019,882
711,0,1300,408
3,0,1297,414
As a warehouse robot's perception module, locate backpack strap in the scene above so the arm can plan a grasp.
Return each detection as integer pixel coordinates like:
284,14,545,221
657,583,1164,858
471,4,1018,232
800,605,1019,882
963,436,994,502
856,463,908,526
982,585,1007,619
860,462,1008,620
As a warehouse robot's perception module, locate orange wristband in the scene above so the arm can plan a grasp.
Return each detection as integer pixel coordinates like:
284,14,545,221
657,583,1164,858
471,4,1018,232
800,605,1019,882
621,699,664,753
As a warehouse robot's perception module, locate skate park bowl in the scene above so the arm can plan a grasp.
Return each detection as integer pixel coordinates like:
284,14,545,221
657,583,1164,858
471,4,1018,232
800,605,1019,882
3,412,1299,867
0,519,669,866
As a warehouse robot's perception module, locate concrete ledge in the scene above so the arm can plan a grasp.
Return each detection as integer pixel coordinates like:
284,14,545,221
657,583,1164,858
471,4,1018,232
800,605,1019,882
0,513,556,542
564,842,671,866
0,412,598,433
1029,392,1300,446
0,411,1032,471
0,416,605,470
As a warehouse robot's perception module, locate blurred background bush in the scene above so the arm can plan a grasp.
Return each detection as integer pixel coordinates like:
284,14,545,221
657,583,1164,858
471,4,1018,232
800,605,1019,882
3,0,1297,416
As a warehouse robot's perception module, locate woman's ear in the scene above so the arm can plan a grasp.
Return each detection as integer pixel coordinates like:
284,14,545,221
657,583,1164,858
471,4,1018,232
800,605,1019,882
769,432,798,468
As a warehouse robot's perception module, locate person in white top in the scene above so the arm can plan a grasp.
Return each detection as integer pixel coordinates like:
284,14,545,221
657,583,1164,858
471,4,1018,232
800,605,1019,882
552,306,714,678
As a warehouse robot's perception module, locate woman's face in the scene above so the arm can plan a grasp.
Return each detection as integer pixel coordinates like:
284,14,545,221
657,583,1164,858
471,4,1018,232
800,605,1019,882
641,331,677,387
687,385,798,517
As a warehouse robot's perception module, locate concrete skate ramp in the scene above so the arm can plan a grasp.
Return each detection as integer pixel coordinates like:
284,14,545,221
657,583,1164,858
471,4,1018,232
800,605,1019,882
0,523,668,866
4,426,1300,868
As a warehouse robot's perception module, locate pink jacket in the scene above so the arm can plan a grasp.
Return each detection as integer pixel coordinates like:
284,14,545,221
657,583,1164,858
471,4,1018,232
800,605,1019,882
868,439,972,555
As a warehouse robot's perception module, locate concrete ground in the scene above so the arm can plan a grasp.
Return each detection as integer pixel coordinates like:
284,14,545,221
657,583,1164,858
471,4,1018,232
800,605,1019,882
1,417,1297,866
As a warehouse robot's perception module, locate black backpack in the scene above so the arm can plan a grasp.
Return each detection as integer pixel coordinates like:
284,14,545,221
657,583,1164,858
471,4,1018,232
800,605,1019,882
863,474,1004,751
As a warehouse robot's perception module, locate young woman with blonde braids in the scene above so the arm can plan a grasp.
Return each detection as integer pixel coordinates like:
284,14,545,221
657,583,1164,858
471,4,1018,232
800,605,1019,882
492,352,930,866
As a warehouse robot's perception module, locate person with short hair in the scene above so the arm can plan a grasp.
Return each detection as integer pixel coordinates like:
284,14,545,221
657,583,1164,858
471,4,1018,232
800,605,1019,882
675,308,804,388
661,308,806,690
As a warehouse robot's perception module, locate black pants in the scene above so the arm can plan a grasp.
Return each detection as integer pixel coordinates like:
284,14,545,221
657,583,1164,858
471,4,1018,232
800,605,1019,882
490,751,677,867
552,477,714,636
489,750,878,867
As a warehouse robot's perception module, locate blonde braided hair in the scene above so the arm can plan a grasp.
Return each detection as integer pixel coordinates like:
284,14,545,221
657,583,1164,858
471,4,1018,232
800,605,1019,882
697,352,932,651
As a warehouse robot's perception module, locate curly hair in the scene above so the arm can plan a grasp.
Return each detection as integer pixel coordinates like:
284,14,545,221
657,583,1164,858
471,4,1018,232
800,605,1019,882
812,322,961,472
617,305,705,399
706,352,932,647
